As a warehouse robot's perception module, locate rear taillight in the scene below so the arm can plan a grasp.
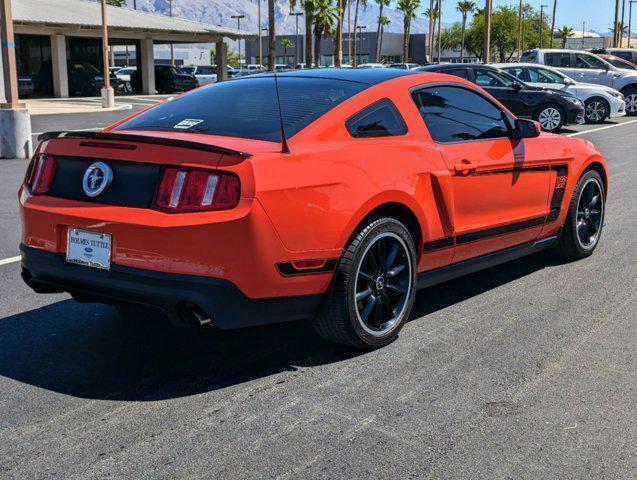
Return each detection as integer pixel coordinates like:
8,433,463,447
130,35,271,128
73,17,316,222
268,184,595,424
155,167,240,212
24,154,57,195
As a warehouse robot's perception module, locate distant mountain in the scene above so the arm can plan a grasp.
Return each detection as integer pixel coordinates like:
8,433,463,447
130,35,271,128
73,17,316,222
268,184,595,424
125,0,435,35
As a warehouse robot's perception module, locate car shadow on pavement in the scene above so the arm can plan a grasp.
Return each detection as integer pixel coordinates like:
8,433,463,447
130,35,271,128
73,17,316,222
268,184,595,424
0,252,567,402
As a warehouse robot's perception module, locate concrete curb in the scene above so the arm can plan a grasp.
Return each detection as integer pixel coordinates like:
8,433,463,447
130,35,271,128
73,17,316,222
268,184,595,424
27,103,133,116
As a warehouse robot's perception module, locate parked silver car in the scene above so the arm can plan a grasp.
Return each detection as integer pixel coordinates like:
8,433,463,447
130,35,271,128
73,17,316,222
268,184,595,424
521,49,637,116
495,62,626,124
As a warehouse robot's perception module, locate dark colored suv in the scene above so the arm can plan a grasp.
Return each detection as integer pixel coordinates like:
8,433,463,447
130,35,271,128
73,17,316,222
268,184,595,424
417,63,585,132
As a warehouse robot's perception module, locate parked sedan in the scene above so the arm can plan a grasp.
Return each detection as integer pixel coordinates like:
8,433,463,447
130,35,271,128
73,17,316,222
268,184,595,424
496,62,626,124
389,63,422,70
22,69,608,349
417,63,585,132
596,54,637,71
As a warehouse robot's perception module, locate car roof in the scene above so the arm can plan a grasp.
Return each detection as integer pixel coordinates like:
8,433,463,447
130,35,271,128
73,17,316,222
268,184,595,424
419,63,496,71
248,67,421,85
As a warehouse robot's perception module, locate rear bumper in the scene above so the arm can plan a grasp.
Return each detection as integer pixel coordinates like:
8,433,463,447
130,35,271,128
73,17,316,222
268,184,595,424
20,244,323,329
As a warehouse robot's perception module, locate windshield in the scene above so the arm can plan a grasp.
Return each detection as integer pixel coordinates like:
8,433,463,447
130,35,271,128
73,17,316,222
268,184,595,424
114,76,367,142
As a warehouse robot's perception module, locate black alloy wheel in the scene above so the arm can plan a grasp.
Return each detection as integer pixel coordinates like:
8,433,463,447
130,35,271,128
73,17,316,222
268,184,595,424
354,233,411,336
555,169,605,259
312,217,417,349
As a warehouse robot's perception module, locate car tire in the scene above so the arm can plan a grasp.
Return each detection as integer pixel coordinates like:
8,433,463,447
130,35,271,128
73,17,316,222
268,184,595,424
555,169,605,260
534,103,565,132
311,217,417,349
584,97,610,124
623,87,637,116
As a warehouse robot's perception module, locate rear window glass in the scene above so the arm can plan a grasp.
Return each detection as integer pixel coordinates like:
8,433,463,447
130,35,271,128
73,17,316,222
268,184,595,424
114,77,367,142
520,51,537,62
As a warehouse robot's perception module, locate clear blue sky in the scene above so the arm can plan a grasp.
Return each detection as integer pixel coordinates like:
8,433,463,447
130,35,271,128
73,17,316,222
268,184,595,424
401,0,624,34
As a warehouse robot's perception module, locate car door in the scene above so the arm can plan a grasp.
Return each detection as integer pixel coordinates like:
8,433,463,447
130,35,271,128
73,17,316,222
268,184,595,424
412,84,552,263
572,52,615,86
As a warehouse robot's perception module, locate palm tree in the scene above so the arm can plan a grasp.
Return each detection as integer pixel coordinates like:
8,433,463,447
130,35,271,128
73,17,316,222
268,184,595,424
374,0,391,62
378,15,391,61
557,26,574,48
424,4,437,62
281,38,294,64
397,0,421,63
456,1,475,63
549,0,557,48
268,0,275,71
333,0,348,67
436,0,443,63
313,0,340,68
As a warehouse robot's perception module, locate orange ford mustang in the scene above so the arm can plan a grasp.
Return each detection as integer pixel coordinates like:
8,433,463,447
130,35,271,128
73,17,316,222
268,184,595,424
19,69,608,348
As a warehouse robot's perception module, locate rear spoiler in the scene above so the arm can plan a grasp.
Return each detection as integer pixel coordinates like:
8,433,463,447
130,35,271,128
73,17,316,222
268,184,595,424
37,131,252,159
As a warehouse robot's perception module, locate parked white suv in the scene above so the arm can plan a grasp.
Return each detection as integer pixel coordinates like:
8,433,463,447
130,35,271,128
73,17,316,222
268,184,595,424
521,49,637,116
180,65,217,86
495,62,626,124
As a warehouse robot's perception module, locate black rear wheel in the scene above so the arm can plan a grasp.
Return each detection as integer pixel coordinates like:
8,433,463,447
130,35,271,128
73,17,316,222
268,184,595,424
312,218,417,349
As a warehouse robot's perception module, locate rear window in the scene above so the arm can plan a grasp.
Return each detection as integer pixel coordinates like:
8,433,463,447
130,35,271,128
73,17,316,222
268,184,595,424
545,53,572,68
114,77,367,142
520,51,537,62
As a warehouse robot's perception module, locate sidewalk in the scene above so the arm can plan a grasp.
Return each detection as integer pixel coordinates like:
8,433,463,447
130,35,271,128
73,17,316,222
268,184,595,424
24,97,133,115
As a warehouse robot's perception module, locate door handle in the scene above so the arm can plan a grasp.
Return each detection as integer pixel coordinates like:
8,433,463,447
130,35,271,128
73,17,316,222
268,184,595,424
454,161,478,176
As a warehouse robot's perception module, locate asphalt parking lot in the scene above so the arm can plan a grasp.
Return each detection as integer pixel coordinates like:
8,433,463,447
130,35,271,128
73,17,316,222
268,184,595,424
0,109,635,479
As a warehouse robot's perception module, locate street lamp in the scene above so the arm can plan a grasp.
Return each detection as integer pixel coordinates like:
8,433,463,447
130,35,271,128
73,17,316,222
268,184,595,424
290,11,303,66
256,0,262,67
169,0,174,65
231,15,246,67
539,4,548,49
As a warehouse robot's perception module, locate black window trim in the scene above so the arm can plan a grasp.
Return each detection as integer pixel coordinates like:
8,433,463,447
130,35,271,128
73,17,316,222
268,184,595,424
409,82,516,145
345,98,409,139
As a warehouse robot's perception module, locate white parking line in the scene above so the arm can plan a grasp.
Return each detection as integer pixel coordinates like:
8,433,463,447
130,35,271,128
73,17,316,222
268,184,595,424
0,256,21,267
567,119,637,137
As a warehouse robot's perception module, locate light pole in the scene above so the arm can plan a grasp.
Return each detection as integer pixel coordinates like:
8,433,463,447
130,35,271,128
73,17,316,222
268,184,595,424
357,25,366,64
169,0,174,65
630,1,637,48
539,4,548,49
517,0,523,60
257,0,262,67
290,12,303,66
484,0,492,64
231,15,246,67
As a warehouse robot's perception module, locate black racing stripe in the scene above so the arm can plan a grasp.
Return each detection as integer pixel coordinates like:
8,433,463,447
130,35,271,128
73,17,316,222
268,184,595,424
276,259,338,276
456,216,546,245
423,237,454,252
472,165,551,176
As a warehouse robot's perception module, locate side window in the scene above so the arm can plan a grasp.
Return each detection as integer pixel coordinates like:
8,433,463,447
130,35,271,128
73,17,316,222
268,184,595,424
545,52,572,68
474,69,513,87
345,99,408,138
506,67,526,81
520,51,537,62
528,67,562,83
412,86,510,143
574,53,606,69
615,51,633,62
442,68,469,80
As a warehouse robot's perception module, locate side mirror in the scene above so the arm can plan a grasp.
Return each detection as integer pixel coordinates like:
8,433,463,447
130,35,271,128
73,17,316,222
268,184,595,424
563,77,576,85
512,81,523,91
511,119,541,139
